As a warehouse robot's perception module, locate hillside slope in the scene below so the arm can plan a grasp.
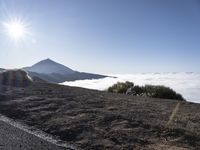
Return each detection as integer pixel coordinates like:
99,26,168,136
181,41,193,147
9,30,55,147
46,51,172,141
0,70,32,87
28,71,107,83
0,83,199,149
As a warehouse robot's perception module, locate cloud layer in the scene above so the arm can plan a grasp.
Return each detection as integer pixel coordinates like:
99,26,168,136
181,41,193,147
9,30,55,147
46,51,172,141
61,73,200,103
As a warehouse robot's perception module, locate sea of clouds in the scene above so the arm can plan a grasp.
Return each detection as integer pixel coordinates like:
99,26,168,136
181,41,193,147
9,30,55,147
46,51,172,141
61,72,200,103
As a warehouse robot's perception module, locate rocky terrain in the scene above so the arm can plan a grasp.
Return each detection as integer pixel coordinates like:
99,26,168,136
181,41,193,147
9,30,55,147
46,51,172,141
0,80,200,149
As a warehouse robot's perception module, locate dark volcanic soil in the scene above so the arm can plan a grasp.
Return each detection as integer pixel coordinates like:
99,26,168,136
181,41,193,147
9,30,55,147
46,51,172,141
0,83,200,150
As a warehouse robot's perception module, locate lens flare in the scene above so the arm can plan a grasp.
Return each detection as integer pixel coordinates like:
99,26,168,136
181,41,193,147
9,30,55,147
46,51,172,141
2,18,28,41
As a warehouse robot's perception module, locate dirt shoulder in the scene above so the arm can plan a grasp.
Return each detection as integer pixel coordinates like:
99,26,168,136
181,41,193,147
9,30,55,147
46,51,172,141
0,83,200,149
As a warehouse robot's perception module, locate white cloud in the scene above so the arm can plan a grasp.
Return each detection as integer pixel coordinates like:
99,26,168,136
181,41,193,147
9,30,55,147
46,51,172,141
61,73,200,103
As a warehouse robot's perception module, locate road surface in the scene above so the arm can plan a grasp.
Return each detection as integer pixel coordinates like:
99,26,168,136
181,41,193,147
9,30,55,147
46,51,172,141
0,117,76,150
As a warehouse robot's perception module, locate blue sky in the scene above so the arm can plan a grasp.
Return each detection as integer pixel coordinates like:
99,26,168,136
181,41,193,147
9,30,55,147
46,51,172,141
0,0,200,74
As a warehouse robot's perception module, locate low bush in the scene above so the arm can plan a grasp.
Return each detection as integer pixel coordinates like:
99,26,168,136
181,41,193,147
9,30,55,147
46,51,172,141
143,85,185,100
107,81,185,101
108,81,134,94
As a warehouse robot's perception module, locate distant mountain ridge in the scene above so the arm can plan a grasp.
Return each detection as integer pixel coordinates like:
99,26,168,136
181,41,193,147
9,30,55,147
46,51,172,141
24,59,107,83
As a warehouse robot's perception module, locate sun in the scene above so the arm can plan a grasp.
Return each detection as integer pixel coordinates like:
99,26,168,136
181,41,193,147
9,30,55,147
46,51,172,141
3,19,28,41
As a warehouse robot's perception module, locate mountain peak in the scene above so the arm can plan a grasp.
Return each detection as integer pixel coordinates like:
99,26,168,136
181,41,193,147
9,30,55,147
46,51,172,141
24,59,75,75
38,58,56,64
23,58,107,83
44,58,54,62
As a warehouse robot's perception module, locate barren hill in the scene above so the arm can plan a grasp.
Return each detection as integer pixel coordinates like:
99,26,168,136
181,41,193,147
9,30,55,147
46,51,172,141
0,82,199,149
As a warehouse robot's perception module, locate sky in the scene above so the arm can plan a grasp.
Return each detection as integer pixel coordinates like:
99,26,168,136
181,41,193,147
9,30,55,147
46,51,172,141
0,0,200,74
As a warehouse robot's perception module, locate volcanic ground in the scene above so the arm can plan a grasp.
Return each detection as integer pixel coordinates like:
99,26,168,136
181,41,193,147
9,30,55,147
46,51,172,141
0,82,200,150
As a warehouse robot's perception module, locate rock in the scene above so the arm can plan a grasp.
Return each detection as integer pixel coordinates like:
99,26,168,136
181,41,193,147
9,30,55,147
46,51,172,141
0,70,32,87
126,87,136,95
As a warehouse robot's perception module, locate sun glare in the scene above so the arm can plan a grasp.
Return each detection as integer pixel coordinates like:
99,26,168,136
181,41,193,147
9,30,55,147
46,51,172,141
3,19,27,41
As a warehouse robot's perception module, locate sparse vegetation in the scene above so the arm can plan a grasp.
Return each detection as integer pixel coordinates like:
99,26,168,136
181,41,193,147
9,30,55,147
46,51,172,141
108,81,185,100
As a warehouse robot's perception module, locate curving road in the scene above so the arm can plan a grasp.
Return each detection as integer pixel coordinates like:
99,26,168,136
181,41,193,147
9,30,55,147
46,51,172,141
0,119,74,150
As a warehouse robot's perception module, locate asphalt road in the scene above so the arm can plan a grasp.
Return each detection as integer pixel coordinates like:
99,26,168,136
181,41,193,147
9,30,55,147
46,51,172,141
0,119,75,150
